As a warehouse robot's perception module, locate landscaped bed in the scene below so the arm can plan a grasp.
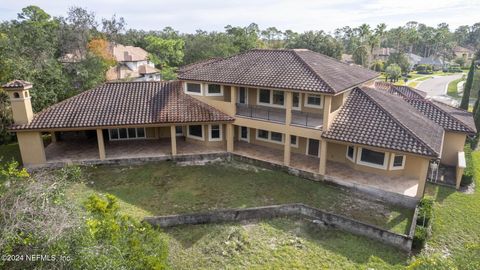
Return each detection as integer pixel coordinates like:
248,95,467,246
66,161,414,235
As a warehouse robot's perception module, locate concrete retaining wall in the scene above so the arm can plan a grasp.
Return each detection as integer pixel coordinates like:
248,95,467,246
144,203,414,252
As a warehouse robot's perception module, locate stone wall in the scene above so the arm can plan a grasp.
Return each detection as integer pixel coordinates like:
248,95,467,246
144,203,416,252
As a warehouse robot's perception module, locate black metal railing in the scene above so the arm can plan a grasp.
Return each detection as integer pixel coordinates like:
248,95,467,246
291,110,323,128
236,103,286,123
235,104,323,128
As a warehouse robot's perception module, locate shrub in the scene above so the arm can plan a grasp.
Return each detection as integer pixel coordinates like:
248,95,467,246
461,143,474,187
416,64,433,74
417,196,434,227
412,226,428,250
407,253,457,269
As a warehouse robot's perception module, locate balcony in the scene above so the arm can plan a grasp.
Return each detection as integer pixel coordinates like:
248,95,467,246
236,104,323,129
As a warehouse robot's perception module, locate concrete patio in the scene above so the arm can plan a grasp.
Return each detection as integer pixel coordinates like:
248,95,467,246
45,137,225,163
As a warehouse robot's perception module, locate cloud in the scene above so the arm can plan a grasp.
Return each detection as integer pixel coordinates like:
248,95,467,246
0,0,479,33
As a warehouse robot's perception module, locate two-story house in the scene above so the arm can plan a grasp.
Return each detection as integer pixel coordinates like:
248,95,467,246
4,49,475,204
106,43,161,81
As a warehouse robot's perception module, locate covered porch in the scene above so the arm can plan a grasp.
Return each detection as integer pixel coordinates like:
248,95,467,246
44,128,226,164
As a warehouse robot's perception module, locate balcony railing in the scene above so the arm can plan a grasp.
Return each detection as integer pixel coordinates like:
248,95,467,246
236,103,323,128
236,103,286,123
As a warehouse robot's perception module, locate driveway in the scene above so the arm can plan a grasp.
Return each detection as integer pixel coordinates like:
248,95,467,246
417,73,463,96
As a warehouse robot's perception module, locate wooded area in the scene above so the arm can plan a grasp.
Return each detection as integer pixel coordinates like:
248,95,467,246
1,5,480,143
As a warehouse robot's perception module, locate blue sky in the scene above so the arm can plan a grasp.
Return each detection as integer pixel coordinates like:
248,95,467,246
1,0,479,33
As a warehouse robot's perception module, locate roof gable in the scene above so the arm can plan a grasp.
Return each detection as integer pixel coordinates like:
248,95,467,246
323,87,443,157
178,49,378,93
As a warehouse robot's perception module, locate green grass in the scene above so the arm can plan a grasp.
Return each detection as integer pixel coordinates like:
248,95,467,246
446,75,466,98
420,150,480,266
0,142,21,164
165,218,408,269
66,162,413,234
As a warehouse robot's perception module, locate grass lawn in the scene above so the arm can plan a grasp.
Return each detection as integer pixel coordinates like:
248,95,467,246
446,75,466,98
165,218,408,269
0,142,21,164
66,162,413,235
420,150,480,266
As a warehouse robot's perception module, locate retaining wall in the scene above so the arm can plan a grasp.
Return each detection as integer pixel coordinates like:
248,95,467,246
145,203,415,252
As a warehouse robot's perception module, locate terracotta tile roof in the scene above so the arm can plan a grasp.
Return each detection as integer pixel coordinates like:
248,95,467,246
2,80,32,89
374,81,427,99
406,99,477,134
138,64,160,74
112,44,149,62
178,58,223,74
9,81,233,131
178,49,379,94
323,87,444,157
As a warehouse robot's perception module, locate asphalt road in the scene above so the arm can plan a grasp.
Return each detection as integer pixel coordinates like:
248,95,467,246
417,73,463,97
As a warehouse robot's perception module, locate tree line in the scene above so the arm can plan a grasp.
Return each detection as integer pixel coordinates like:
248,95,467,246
1,5,480,143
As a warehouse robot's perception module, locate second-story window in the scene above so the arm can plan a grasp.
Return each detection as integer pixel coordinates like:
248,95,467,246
207,84,223,96
292,93,300,109
259,89,270,103
272,91,284,106
186,83,202,95
305,94,323,108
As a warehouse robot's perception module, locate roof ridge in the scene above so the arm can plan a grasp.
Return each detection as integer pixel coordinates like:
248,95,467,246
359,87,440,156
291,50,336,93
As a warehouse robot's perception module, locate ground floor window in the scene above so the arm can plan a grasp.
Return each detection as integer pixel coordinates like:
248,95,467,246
187,125,204,140
175,126,183,136
290,135,298,147
209,124,222,141
390,154,406,170
346,145,355,161
357,147,388,169
239,126,249,142
109,127,146,140
256,129,284,144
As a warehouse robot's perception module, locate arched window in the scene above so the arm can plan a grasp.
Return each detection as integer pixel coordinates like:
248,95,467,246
13,92,20,98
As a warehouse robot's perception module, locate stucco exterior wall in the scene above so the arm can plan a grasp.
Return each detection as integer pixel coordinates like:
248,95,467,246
441,132,466,166
16,131,46,166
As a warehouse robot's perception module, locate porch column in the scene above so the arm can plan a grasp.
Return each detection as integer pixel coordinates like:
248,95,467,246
415,159,430,198
50,131,57,143
322,96,332,132
285,91,293,125
170,125,177,156
226,123,234,152
319,139,327,175
284,133,291,166
96,129,105,160
16,131,46,167
230,86,237,115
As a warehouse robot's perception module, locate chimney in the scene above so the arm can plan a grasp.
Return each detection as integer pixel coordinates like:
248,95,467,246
124,51,132,61
2,80,34,125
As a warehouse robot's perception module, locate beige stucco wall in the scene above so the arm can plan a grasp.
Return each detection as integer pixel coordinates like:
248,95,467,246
7,89,34,125
184,124,226,148
441,132,466,166
326,141,430,179
16,131,46,166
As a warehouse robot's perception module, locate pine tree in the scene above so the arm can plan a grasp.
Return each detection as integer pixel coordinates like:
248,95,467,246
460,61,475,110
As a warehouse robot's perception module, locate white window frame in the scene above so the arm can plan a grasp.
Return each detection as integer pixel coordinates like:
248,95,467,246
292,92,301,111
389,154,406,170
185,82,203,96
356,147,389,170
346,145,356,162
238,87,248,105
290,135,299,148
208,124,223,141
109,127,146,141
239,126,250,142
187,125,204,141
304,94,323,109
257,89,286,108
206,84,224,97
305,138,320,156
256,129,284,145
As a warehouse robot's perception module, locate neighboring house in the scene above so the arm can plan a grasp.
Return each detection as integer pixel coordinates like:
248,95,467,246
418,55,447,70
453,45,475,61
4,49,475,204
406,53,423,70
341,54,354,64
372,47,396,61
106,44,161,81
